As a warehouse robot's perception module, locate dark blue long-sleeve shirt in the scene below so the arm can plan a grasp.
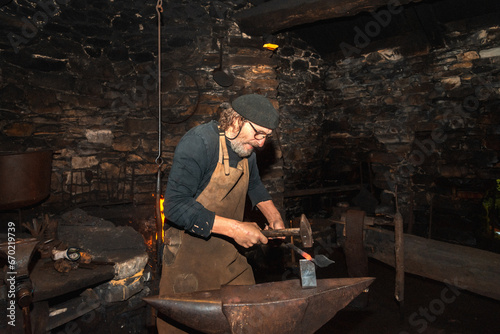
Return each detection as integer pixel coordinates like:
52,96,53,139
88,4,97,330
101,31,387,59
164,120,272,238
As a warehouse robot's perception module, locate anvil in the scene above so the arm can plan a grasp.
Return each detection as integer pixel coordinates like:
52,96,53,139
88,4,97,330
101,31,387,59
144,277,374,334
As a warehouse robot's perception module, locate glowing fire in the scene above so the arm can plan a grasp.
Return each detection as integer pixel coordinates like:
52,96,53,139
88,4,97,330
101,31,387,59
160,196,165,224
159,196,165,243
153,194,166,244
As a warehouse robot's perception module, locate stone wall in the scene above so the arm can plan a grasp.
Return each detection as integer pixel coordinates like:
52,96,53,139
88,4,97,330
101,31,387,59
272,36,330,217
311,26,499,243
0,0,283,213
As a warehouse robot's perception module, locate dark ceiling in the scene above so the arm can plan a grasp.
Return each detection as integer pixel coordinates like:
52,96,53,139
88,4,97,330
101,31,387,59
293,0,500,59
1,0,498,61
240,0,500,60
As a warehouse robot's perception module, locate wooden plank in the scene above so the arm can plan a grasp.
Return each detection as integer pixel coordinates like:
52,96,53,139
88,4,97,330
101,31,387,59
31,258,115,302
344,210,368,278
0,12,24,29
46,289,101,330
234,0,422,36
344,210,369,307
364,228,500,301
284,184,361,198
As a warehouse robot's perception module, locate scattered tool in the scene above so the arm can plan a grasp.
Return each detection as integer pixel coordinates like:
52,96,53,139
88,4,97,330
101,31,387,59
212,37,234,87
52,247,82,262
262,214,313,247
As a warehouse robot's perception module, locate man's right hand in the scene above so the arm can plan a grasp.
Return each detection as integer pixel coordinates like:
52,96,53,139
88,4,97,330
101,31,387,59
212,215,268,248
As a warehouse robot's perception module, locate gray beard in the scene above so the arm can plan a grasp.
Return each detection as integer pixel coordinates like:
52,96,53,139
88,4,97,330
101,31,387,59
229,139,254,158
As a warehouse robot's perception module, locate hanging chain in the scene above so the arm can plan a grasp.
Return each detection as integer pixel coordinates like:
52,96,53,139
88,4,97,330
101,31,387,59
155,0,163,167
155,0,165,276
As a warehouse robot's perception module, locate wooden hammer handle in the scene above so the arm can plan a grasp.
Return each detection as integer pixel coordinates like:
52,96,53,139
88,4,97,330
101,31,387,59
262,228,300,238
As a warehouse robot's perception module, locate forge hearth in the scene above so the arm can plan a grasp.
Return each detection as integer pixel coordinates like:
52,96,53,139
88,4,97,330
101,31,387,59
0,208,155,333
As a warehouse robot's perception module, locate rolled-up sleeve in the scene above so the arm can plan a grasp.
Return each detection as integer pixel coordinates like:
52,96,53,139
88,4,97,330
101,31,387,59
164,132,216,238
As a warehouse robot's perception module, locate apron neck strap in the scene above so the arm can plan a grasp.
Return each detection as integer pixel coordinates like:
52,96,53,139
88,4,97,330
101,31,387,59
218,129,230,176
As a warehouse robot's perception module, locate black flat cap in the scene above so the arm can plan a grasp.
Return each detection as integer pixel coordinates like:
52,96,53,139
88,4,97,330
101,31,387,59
231,94,279,130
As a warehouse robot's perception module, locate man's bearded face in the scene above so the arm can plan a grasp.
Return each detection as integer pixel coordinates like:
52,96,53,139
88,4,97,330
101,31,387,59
229,122,271,158
230,137,258,157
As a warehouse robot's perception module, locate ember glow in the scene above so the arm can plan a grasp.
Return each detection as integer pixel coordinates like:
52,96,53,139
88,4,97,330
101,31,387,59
159,196,165,243
153,194,166,244
160,196,165,224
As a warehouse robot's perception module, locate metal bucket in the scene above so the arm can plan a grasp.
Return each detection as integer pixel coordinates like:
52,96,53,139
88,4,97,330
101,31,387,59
0,150,53,210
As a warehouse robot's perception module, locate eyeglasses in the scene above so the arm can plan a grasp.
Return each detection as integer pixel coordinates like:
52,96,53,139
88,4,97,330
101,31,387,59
247,122,272,140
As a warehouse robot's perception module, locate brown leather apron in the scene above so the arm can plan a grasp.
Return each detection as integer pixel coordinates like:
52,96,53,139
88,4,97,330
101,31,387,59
157,131,254,333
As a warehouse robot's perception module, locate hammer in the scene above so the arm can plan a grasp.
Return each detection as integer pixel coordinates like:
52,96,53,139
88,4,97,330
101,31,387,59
262,214,313,248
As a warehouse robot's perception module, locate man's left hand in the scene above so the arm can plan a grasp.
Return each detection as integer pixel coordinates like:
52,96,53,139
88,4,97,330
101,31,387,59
266,219,285,230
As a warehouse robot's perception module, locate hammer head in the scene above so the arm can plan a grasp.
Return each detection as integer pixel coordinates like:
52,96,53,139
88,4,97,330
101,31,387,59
299,214,313,248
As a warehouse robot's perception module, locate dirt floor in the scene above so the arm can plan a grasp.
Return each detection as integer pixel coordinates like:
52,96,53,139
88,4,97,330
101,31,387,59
310,247,500,334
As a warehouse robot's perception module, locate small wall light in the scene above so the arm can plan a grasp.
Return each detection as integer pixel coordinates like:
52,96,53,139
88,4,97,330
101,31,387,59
263,34,279,51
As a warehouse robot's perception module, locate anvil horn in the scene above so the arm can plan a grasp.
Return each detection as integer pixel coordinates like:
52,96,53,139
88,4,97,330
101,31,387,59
144,277,374,334
144,289,230,334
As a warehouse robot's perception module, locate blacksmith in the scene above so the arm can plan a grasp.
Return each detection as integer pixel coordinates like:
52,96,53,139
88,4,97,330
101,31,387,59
157,93,285,333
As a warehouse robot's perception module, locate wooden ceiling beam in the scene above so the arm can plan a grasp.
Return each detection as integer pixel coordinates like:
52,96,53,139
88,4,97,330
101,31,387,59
234,0,422,36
